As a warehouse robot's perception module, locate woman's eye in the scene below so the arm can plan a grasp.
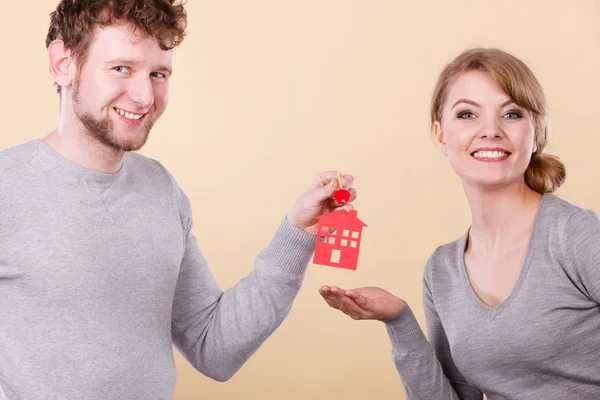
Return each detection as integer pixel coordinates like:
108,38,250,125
114,66,130,73
503,111,523,119
457,111,476,119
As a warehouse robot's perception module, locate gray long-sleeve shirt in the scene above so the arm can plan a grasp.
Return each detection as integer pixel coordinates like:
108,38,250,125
385,193,600,399
0,139,315,399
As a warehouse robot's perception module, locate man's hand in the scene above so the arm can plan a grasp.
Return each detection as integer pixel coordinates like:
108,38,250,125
286,171,356,236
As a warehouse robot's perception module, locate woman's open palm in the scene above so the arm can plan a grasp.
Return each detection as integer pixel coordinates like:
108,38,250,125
319,285,405,321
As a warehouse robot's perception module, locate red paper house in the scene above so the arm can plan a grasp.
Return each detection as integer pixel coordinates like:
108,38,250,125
313,209,367,270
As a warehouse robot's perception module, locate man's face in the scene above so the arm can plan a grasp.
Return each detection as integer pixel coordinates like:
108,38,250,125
71,22,173,152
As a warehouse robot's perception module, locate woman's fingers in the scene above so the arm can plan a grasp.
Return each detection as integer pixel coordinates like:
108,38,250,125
344,290,374,312
320,285,369,319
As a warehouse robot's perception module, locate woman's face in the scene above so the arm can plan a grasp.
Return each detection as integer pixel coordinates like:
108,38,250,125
433,70,537,190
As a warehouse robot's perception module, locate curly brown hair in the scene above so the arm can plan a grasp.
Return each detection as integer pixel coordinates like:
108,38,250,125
46,0,188,94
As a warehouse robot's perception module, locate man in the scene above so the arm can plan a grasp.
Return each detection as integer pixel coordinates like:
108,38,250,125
0,1,356,399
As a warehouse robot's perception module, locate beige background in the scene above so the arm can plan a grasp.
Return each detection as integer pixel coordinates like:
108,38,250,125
2,1,599,399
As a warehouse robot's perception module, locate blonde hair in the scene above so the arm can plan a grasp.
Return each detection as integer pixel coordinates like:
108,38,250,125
431,48,566,193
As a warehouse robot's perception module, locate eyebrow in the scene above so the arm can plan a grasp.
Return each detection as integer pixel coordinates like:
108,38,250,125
104,58,172,75
451,98,515,110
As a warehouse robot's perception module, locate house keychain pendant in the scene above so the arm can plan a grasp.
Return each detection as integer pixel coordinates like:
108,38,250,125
312,171,367,271
332,171,351,206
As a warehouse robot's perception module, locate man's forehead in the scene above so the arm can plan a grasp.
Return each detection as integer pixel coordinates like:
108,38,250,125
88,23,173,62
93,22,157,47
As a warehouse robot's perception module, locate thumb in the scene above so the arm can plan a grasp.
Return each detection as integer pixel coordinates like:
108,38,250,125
313,178,337,202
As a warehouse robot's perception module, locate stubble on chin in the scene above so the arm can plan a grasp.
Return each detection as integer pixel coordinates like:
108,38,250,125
72,83,154,152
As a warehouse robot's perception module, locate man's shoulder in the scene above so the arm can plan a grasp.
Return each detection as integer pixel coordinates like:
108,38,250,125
0,139,40,175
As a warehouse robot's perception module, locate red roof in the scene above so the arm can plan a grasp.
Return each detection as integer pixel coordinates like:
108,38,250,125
315,209,367,228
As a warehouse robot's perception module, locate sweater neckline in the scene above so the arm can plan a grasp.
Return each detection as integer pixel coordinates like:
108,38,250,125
456,192,550,320
34,138,127,184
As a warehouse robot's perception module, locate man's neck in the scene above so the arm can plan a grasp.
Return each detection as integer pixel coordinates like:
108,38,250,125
43,118,124,174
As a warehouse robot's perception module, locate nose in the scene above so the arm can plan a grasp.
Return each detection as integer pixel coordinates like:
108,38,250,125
129,76,154,109
479,117,504,139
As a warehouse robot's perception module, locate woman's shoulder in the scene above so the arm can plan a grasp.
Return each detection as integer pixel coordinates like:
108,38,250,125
535,193,600,282
545,194,600,300
543,193,598,220
540,193,599,235
423,232,468,281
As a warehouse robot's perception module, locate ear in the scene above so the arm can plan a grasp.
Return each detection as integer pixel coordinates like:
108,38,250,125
433,121,448,156
48,40,74,90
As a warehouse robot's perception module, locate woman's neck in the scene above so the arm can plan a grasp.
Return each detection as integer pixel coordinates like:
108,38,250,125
464,181,543,253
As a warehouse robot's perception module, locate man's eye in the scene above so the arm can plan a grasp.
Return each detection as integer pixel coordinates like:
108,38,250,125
114,66,130,73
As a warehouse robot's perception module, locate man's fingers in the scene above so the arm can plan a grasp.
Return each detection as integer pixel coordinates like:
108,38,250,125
347,188,357,202
309,171,337,191
341,174,354,190
309,171,354,191
332,203,354,213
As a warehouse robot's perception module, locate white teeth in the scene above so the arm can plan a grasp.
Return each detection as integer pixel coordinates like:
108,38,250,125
473,151,509,159
115,108,143,120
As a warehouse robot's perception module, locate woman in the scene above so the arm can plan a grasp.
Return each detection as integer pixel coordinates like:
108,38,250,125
320,47,600,399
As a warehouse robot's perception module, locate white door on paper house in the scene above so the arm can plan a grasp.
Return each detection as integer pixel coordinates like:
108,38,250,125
330,249,341,264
